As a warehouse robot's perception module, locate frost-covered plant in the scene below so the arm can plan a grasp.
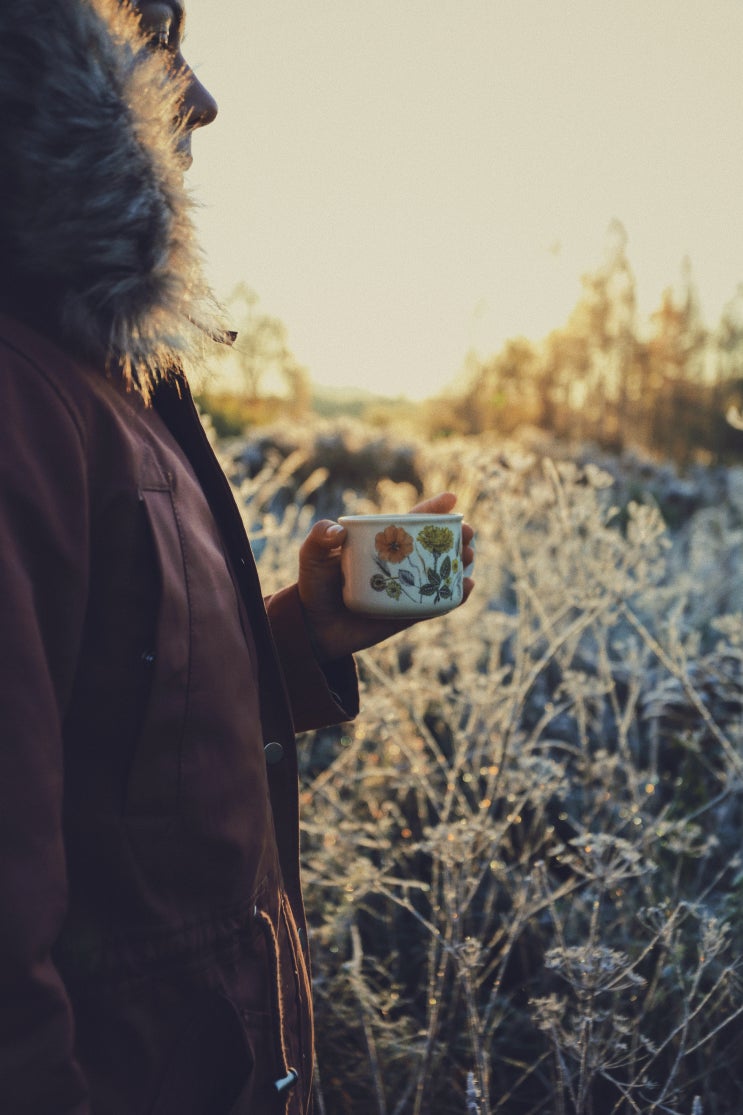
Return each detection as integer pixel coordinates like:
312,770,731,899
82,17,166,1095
224,421,743,1115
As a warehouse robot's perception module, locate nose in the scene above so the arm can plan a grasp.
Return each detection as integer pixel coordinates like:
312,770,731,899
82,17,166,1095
181,66,218,130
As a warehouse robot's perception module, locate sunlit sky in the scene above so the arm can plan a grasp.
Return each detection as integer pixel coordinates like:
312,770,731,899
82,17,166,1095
186,1,743,400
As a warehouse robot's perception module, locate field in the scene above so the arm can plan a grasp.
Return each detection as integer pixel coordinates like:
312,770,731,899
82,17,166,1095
220,417,743,1115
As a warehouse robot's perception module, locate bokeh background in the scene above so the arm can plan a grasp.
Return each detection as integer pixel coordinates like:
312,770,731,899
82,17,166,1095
187,0,743,402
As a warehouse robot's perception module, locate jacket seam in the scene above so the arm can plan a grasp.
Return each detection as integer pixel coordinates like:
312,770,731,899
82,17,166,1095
0,334,87,450
96,885,272,947
165,485,194,811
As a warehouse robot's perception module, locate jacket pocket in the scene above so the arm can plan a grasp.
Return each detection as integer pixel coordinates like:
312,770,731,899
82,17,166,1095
148,991,253,1115
279,891,313,1089
249,892,314,1114
125,469,191,819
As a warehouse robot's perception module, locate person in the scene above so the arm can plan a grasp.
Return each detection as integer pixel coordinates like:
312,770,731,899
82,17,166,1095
0,2,474,1113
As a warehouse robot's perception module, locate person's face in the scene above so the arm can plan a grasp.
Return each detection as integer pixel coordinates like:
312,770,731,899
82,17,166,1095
129,0,218,166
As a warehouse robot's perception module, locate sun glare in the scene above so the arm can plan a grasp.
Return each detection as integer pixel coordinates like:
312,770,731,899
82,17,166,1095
188,0,743,400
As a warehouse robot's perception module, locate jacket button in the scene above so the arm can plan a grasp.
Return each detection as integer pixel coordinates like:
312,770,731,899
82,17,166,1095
264,741,284,765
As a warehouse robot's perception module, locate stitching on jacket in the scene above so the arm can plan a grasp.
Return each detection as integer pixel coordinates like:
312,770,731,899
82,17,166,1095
55,883,273,990
165,485,193,812
253,906,296,1108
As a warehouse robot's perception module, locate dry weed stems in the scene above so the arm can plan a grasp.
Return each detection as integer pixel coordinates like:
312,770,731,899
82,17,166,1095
225,422,743,1115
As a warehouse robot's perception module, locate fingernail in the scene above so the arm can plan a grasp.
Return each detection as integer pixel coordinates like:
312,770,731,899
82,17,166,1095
325,523,345,537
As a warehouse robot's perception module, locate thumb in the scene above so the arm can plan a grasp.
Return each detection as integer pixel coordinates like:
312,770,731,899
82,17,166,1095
299,519,346,566
297,520,347,615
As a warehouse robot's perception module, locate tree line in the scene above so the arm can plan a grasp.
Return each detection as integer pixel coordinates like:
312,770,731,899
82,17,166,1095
429,221,743,464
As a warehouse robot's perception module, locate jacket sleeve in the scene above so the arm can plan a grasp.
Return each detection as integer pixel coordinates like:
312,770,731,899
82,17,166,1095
266,584,359,734
0,341,91,1113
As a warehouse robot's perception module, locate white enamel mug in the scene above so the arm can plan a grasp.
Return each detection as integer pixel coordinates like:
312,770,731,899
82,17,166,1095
338,512,464,617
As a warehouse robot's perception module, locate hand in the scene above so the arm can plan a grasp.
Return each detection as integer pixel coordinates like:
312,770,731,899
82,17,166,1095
296,492,475,664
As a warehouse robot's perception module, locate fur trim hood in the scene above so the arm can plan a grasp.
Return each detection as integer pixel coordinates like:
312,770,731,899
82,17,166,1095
0,0,226,396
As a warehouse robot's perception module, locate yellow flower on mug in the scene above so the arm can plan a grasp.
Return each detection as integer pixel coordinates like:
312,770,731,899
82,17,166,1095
417,524,454,556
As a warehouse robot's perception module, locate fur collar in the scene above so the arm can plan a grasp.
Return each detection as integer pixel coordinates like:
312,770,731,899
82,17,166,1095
0,0,226,397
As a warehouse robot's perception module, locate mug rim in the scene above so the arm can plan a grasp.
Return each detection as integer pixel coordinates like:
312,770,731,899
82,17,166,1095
338,512,463,525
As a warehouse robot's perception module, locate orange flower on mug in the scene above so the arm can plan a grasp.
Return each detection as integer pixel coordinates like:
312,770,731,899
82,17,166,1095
375,524,414,564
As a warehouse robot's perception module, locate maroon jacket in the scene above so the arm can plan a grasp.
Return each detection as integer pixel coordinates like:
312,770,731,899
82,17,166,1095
0,4,361,1110
0,313,358,1114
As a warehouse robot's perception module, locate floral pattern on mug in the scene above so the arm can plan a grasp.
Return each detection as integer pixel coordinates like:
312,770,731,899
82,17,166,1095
370,522,462,606
374,524,415,564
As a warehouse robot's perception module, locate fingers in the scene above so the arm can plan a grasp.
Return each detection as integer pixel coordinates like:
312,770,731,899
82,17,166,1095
410,491,457,515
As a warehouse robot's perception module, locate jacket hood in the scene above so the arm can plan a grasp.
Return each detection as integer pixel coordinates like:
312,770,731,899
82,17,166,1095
0,0,227,397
